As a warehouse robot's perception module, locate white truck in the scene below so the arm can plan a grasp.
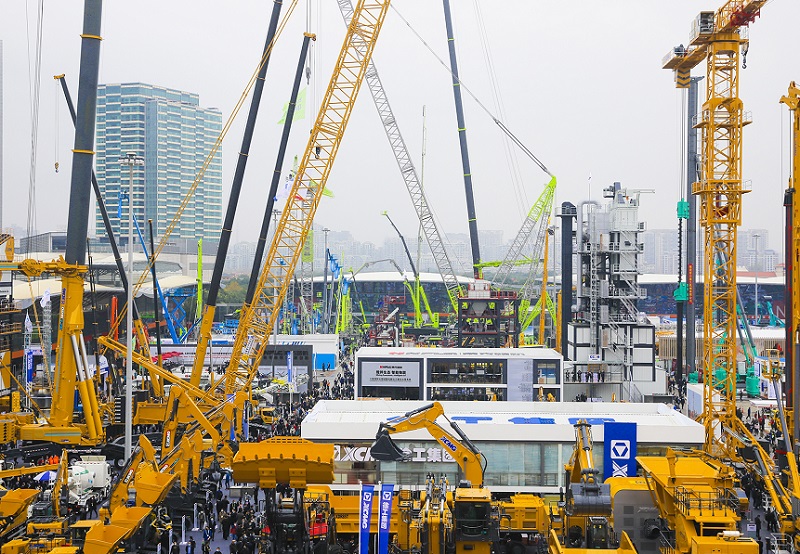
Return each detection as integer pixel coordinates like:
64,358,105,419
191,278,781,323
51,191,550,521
68,456,111,508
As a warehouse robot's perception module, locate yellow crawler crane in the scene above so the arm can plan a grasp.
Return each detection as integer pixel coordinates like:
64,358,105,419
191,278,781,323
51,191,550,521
638,450,757,553
99,0,393,444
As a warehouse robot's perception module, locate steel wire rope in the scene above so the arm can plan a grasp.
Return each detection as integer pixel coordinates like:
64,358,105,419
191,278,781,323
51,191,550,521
390,4,552,178
25,0,45,252
107,0,300,338
24,0,51,388
471,0,528,219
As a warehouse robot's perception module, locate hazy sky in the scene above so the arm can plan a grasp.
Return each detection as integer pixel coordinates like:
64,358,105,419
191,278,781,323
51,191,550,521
1,1,798,253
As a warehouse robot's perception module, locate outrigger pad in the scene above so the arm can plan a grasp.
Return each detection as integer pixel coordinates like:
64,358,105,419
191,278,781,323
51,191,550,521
370,429,410,462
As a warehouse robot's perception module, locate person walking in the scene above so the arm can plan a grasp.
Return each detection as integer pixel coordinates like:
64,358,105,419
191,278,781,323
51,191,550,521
170,540,180,554
221,511,231,540
755,515,762,540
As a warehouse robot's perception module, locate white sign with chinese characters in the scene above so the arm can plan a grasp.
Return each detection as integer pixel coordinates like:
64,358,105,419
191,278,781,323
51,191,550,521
507,358,534,401
360,360,421,387
334,444,455,463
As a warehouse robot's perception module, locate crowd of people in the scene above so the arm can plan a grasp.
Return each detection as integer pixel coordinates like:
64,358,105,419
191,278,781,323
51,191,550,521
260,362,354,439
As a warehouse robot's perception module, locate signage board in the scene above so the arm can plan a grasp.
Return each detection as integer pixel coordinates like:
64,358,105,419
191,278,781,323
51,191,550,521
360,361,420,387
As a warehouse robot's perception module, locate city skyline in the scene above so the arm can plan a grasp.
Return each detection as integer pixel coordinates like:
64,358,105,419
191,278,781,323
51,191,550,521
1,3,796,253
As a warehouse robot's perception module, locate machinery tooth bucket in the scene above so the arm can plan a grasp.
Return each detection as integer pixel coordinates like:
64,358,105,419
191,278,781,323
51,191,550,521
370,429,410,462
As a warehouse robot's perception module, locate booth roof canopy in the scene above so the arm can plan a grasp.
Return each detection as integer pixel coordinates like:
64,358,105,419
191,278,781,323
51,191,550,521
301,399,704,445
355,346,562,359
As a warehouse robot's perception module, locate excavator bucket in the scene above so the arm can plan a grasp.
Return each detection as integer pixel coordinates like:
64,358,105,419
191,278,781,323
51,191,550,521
0,489,40,539
233,438,334,489
83,506,152,554
370,429,410,462
135,466,179,506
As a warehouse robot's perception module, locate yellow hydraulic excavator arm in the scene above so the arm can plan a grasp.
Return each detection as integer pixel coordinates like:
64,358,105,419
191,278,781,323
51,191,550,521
565,420,600,486
370,402,486,487
52,449,69,518
155,391,243,493
103,434,177,517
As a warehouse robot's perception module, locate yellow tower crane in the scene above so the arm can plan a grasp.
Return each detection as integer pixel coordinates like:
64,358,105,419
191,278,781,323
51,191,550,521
662,0,765,455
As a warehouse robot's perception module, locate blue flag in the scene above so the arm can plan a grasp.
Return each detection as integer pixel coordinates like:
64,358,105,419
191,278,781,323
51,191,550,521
603,422,637,479
359,484,375,554
378,484,394,554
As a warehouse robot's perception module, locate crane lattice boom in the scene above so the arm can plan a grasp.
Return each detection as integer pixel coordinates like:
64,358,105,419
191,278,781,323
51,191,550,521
224,0,391,395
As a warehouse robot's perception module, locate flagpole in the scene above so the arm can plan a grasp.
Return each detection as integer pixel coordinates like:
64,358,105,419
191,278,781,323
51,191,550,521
358,481,363,554
375,481,381,554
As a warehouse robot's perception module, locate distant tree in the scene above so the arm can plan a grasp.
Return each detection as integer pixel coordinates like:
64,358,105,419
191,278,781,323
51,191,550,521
218,276,249,306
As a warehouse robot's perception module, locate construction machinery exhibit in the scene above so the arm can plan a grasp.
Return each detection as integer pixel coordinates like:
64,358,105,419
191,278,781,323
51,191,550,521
1,0,799,553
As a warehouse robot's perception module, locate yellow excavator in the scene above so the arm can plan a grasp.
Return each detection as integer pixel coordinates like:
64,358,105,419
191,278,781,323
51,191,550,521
101,434,177,520
549,421,638,553
370,401,499,554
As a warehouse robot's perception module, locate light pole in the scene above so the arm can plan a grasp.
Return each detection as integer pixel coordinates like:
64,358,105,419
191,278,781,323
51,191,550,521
322,228,330,334
120,152,143,460
753,233,760,326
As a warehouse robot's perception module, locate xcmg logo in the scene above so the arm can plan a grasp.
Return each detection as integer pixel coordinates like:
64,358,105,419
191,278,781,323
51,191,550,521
440,436,457,452
361,492,372,529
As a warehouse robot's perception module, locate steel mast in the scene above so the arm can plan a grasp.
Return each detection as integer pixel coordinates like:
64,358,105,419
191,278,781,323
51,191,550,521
191,1,284,387
663,0,766,453
442,0,482,279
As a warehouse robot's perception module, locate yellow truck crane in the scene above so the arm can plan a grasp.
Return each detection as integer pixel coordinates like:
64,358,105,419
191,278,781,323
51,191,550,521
370,401,499,554
637,450,757,554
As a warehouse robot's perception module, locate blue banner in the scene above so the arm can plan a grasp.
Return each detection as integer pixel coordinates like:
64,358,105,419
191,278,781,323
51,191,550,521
242,404,250,441
603,421,637,480
378,484,394,554
228,394,236,442
24,349,34,383
287,351,294,390
359,484,375,554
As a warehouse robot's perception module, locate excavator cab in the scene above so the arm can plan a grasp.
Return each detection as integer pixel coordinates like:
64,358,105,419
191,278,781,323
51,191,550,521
370,428,410,462
585,517,611,549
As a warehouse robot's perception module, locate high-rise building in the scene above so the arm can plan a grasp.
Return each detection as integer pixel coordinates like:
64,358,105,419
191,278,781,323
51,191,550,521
95,83,222,242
